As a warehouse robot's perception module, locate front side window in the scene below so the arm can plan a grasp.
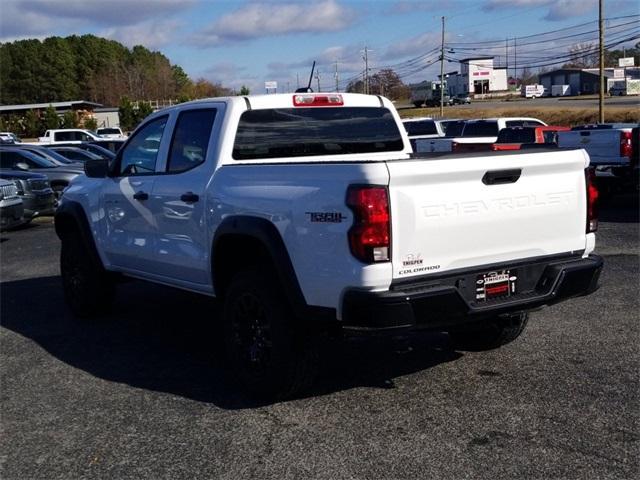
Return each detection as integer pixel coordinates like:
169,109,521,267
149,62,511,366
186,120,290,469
117,116,167,176
233,107,403,160
167,109,217,173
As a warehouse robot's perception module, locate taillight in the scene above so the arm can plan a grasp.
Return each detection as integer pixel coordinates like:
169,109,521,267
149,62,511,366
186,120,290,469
346,186,390,263
293,94,343,107
620,131,632,159
585,168,599,233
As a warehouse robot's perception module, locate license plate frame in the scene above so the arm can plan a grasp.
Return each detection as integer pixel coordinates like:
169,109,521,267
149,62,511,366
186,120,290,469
475,269,517,302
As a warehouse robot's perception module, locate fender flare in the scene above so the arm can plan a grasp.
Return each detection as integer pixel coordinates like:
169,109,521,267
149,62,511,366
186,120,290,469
54,201,104,270
212,216,308,314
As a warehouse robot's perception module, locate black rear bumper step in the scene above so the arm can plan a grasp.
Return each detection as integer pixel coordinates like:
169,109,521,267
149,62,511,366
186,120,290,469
342,254,603,331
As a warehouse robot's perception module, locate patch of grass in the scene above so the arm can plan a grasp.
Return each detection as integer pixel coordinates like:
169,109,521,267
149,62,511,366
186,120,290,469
399,106,639,126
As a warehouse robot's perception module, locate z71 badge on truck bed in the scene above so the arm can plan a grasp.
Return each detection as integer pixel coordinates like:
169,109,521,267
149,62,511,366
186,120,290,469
55,93,603,399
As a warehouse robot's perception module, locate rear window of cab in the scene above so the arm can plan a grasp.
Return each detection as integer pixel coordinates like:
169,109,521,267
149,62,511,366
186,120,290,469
232,107,404,160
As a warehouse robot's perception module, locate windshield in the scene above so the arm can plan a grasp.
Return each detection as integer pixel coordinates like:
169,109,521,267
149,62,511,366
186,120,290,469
233,107,404,160
496,129,536,144
462,121,499,137
24,147,74,164
98,128,121,135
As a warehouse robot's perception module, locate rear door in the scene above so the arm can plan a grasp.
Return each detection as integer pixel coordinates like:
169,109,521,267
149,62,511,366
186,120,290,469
386,149,589,281
147,104,223,286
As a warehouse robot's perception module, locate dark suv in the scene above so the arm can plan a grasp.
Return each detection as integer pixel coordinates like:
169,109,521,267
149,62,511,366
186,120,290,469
0,170,55,219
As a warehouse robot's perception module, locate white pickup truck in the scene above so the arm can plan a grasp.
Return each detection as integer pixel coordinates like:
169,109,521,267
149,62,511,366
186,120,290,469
558,123,639,196
415,117,547,153
38,129,102,144
55,93,602,398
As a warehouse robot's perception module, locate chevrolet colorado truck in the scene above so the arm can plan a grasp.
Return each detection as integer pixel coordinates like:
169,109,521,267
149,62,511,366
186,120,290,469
55,93,603,398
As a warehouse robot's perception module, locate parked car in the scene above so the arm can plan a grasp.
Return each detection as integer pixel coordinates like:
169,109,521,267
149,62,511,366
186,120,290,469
0,132,21,144
88,139,126,154
452,94,471,105
0,148,83,199
16,144,84,168
0,178,25,230
491,126,570,151
46,143,115,162
48,146,104,163
0,170,56,219
96,127,127,139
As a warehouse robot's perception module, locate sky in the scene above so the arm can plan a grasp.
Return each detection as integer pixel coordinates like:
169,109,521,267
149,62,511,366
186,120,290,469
1,0,639,94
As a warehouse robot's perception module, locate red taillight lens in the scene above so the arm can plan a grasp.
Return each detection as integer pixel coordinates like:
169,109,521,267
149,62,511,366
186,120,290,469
620,131,632,159
346,186,390,263
586,168,599,233
293,94,343,107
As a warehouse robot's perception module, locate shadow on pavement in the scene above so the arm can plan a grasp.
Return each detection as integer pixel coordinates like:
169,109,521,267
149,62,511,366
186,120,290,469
599,192,639,223
0,275,461,409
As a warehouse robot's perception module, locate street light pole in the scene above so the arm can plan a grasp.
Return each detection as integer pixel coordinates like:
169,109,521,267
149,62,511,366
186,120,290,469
440,16,445,117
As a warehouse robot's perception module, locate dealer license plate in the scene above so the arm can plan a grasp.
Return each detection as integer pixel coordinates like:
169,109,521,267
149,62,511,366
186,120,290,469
475,269,517,301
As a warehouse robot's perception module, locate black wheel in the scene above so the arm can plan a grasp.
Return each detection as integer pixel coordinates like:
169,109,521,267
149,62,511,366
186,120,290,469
223,268,318,399
60,234,115,318
448,313,529,351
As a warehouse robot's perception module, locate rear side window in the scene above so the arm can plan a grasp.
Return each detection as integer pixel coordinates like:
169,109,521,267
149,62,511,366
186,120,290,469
462,121,499,137
403,120,437,136
167,109,217,173
441,120,465,137
233,107,403,160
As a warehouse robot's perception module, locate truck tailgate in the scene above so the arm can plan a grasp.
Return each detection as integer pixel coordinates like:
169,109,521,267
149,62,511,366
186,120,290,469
386,149,589,280
558,130,627,165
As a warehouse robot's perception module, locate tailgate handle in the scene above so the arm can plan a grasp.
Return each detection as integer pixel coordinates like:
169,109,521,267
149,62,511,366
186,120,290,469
482,169,521,185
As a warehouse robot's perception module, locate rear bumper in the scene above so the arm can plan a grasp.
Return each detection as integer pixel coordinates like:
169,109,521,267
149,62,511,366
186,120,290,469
342,254,603,331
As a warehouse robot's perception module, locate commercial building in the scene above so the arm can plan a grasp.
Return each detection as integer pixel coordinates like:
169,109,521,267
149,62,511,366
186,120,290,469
538,67,640,95
444,56,508,97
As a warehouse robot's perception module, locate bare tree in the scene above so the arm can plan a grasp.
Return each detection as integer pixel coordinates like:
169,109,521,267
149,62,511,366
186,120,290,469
564,42,599,68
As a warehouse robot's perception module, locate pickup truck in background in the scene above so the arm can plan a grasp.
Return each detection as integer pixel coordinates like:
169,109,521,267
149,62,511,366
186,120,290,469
490,126,570,151
402,117,445,150
55,93,603,398
37,129,103,144
558,123,639,197
415,117,547,153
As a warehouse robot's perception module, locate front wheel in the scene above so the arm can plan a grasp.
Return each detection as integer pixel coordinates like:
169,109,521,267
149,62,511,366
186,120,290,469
448,313,529,351
223,268,318,399
60,234,115,318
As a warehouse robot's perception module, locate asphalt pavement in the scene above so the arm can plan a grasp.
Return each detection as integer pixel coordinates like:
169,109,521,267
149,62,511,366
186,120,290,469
1,194,638,480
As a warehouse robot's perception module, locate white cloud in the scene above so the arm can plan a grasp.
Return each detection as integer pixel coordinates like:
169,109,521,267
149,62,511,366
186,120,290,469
0,0,193,41
191,0,356,46
383,31,443,60
99,20,183,49
482,0,598,21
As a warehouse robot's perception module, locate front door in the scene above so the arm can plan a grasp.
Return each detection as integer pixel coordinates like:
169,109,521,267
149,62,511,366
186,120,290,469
101,115,169,272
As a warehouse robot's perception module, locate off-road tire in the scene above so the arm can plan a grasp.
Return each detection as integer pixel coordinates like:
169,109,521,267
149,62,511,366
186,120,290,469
223,268,318,400
448,313,529,351
60,234,115,318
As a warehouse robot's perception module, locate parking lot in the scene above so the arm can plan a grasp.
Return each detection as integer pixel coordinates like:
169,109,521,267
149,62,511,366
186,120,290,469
1,194,638,479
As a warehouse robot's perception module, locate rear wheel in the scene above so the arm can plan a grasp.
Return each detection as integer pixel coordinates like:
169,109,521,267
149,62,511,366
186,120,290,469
60,233,115,318
223,268,318,399
448,313,529,351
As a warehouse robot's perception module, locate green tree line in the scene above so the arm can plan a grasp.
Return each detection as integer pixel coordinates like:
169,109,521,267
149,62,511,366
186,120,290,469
0,34,230,106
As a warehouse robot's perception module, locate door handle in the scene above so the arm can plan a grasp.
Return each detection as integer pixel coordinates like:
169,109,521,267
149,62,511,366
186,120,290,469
180,192,199,203
482,169,522,185
133,191,149,201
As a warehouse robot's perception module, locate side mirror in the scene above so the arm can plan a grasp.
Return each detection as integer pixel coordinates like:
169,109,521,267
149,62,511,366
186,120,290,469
84,158,109,178
15,162,29,171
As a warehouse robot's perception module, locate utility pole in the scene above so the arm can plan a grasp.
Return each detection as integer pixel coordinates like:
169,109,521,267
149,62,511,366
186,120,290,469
599,0,605,123
440,16,445,116
335,59,339,92
514,37,517,88
363,46,369,94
